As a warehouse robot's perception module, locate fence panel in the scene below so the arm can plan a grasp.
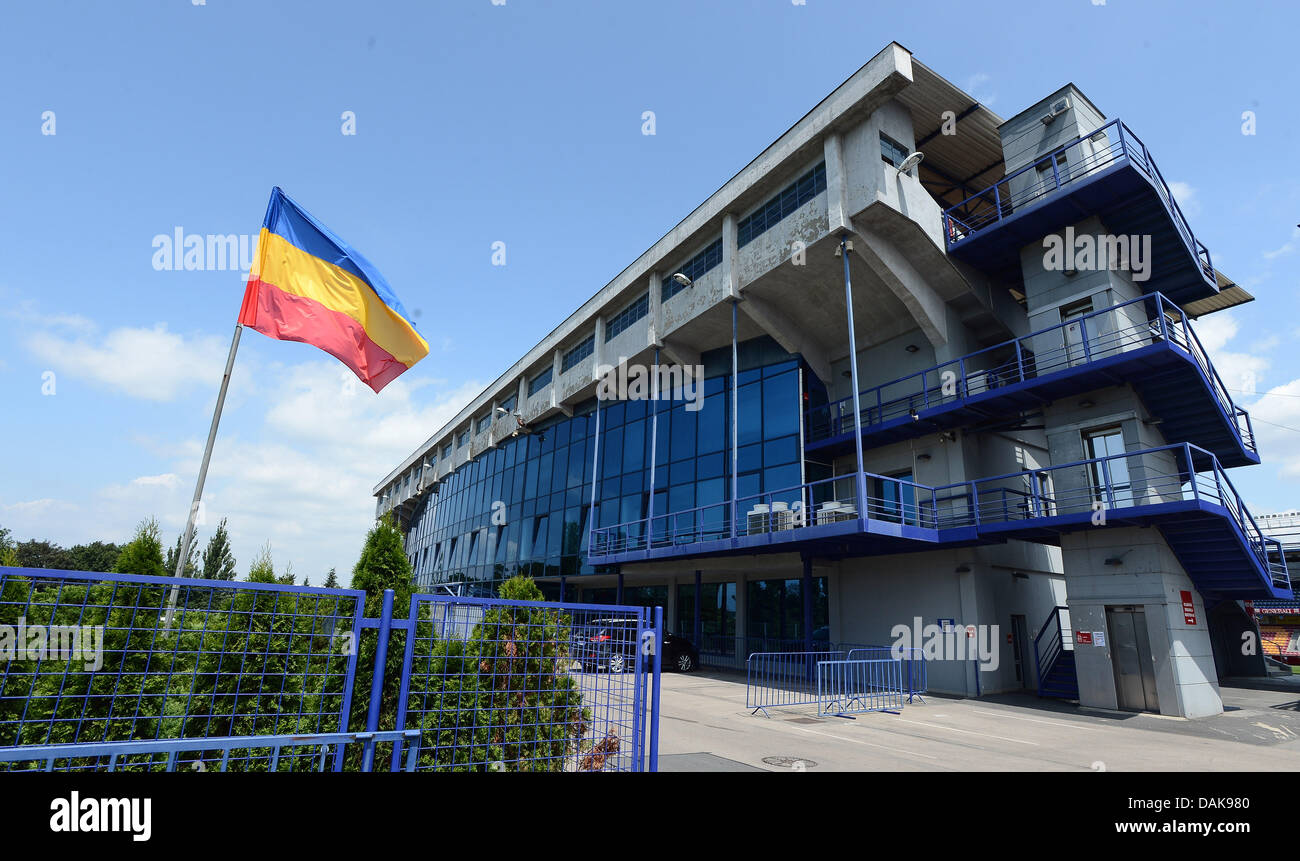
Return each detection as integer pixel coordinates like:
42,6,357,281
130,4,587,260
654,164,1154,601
846,647,927,702
817,659,905,716
0,729,421,773
746,650,845,714
393,594,660,772
0,567,365,751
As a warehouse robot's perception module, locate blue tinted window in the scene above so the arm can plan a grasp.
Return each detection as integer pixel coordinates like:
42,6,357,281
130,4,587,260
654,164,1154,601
528,366,552,396
662,238,723,301
561,335,595,373
737,163,827,248
605,293,649,341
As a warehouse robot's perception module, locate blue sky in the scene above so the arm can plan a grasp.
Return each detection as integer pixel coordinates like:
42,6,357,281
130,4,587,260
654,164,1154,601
2,0,1297,584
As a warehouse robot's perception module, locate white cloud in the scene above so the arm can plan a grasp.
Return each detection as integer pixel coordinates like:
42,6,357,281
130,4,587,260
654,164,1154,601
1168,181,1200,217
25,323,227,401
1247,379,1300,479
1263,225,1299,260
963,73,996,107
1192,313,1270,395
3,360,484,584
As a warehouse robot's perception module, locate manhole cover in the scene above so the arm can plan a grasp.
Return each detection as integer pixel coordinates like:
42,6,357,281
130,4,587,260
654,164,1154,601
762,756,818,769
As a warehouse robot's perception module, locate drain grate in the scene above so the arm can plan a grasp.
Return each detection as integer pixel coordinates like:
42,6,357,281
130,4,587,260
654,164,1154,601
762,756,818,769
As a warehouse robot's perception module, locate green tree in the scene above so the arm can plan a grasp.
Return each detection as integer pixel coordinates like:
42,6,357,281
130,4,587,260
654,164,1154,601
341,515,415,768
322,568,339,589
0,527,16,567
112,518,166,578
406,575,592,772
247,542,275,583
165,533,199,579
200,518,237,580
15,539,74,569
67,541,121,573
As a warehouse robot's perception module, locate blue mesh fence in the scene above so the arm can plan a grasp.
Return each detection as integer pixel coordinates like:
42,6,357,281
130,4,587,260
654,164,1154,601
395,595,658,772
0,567,365,754
0,567,661,772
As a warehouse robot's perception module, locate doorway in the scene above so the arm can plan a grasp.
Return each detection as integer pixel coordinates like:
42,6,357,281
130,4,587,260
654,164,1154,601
1106,605,1159,712
1061,299,1094,367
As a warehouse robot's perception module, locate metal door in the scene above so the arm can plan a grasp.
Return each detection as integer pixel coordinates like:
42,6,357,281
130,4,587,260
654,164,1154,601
1106,605,1159,712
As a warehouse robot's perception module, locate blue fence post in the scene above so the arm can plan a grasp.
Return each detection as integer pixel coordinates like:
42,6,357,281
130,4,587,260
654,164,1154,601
650,606,663,773
361,588,394,773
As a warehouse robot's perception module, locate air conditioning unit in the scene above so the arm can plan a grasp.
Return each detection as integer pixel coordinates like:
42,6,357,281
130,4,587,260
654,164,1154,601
1040,96,1071,124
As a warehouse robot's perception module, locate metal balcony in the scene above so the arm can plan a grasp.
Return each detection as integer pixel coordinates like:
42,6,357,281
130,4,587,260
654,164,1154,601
587,443,1290,600
942,119,1219,306
804,292,1258,468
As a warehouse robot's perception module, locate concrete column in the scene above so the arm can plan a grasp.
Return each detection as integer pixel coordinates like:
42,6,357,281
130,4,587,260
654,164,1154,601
648,270,662,346
592,316,607,381
722,213,740,299
1061,527,1222,718
824,132,850,234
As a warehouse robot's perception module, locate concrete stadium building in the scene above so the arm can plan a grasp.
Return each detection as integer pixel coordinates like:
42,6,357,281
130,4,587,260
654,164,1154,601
375,43,1291,718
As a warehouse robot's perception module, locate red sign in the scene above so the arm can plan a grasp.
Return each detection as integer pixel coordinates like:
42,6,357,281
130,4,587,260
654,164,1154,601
1076,631,1093,645
1181,590,1197,626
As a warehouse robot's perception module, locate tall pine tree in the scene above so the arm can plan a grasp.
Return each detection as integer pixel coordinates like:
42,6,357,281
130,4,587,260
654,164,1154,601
112,518,166,578
201,518,237,580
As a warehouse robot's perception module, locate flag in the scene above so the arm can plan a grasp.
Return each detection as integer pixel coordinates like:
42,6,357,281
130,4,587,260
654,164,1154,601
238,187,429,392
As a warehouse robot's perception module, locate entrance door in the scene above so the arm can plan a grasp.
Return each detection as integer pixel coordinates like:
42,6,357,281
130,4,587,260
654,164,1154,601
1061,300,1093,367
1010,614,1032,689
1106,605,1159,712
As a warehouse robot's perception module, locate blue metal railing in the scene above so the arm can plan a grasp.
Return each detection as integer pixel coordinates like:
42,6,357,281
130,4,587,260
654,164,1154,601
816,659,905,716
1032,606,1074,699
942,118,1214,282
589,443,1291,594
746,650,844,715
803,291,1254,455
846,647,926,701
0,729,422,772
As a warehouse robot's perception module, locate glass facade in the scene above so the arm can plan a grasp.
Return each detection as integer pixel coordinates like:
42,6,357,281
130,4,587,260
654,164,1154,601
404,336,806,596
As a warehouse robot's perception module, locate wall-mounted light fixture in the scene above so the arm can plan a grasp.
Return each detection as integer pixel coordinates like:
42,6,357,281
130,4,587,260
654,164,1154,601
955,564,971,573
905,344,920,353
916,453,932,463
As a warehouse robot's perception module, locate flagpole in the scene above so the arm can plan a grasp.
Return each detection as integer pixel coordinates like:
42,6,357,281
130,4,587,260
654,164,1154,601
164,322,244,628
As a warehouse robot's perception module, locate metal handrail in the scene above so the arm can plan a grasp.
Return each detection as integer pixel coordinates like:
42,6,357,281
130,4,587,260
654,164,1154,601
589,443,1291,592
805,292,1252,455
942,118,1213,280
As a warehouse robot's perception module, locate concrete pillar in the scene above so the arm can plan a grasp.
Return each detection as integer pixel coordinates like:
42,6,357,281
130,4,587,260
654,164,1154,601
722,213,740,299
1062,527,1222,718
824,132,850,235
592,316,607,381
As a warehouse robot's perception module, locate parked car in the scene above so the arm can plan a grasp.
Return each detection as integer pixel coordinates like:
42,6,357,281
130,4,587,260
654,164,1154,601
570,620,699,673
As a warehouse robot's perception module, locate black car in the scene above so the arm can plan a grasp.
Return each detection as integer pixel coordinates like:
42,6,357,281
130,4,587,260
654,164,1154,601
571,620,699,673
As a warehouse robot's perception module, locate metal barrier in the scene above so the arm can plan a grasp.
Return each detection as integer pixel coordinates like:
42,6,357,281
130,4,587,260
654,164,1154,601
0,567,365,749
0,729,422,772
846,647,927,702
746,650,844,715
0,567,662,773
817,659,904,717
393,594,660,772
